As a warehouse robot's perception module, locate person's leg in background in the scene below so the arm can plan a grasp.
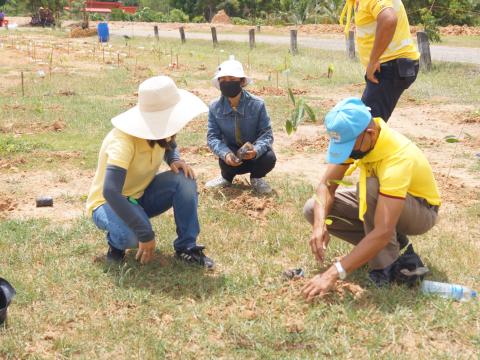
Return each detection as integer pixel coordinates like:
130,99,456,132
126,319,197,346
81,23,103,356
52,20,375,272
361,60,419,122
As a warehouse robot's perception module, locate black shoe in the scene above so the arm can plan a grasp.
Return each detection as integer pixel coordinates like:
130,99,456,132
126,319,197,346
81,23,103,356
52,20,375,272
106,244,125,263
397,233,409,250
175,245,215,270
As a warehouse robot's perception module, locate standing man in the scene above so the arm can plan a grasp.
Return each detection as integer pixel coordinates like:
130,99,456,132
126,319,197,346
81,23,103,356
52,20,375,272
341,0,420,121
301,98,440,300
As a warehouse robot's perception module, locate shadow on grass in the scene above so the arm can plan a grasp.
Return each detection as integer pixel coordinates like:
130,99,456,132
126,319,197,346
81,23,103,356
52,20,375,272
95,252,228,300
207,181,279,201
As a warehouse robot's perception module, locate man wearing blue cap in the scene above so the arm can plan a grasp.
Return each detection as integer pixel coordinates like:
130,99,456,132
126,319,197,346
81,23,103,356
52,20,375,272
301,98,440,301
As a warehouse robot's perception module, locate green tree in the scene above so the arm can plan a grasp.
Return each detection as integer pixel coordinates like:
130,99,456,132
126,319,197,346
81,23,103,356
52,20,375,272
403,0,479,26
139,0,170,12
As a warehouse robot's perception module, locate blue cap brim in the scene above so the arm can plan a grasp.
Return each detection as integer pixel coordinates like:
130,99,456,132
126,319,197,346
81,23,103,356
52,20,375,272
326,138,356,164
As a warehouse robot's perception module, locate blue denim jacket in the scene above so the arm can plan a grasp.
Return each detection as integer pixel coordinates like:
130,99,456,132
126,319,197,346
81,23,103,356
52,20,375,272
207,90,274,160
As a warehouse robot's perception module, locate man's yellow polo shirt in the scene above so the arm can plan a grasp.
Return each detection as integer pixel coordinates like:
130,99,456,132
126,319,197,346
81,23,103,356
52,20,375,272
346,118,440,219
86,128,165,216
355,0,420,67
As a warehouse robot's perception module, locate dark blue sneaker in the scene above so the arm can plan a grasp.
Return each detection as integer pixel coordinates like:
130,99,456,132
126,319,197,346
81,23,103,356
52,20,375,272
175,245,215,270
106,244,125,263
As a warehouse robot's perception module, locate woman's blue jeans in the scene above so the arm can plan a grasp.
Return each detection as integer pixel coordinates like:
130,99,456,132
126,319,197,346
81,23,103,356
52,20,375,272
92,171,200,251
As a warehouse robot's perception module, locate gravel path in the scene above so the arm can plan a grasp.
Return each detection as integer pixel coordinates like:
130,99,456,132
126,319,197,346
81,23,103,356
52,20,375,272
110,28,480,65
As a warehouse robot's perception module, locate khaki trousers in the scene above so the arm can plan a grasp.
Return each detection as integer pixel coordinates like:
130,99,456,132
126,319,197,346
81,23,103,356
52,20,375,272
303,177,438,270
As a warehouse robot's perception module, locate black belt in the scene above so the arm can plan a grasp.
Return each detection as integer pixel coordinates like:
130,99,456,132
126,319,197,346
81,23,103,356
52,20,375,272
380,59,419,68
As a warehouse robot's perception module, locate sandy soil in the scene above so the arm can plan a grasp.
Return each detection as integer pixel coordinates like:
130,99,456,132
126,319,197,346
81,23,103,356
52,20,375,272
0,31,478,224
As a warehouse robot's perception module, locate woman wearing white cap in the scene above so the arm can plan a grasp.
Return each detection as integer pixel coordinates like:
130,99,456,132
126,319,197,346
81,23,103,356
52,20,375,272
86,76,215,268
206,56,276,194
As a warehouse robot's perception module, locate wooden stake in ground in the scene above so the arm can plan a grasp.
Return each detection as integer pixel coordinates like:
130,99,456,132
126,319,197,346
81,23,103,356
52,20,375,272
176,54,179,68
249,29,255,49
290,30,298,55
49,48,54,78
134,55,138,77
21,71,24,97
211,27,218,47
154,25,159,41
346,30,355,59
179,27,186,44
417,31,432,71
117,52,120,67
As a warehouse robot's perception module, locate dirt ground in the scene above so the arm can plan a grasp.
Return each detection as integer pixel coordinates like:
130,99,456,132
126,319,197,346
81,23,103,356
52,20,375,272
0,31,479,224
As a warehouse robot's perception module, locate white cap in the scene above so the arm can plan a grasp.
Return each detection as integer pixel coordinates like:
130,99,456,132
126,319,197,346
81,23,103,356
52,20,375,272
211,55,252,89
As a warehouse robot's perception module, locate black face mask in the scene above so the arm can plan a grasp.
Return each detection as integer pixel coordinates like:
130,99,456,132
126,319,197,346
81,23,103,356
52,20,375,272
350,148,372,159
350,131,372,159
220,81,242,98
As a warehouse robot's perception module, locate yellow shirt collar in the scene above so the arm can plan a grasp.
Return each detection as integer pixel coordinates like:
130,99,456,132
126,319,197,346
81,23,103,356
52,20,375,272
345,118,410,220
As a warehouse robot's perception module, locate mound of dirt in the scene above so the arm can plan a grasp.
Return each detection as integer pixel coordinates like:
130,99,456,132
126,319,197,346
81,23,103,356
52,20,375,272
249,87,307,97
292,135,329,152
440,25,480,36
181,145,212,156
460,111,480,124
227,191,274,221
0,197,17,215
211,10,231,25
70,27,97,38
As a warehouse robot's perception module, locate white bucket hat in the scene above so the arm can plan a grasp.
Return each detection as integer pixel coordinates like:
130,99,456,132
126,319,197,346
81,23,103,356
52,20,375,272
112,76,208,140
211,55,252,90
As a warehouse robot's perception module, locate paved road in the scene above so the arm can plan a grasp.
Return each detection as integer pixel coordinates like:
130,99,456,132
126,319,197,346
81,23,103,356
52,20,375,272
110,28,480,65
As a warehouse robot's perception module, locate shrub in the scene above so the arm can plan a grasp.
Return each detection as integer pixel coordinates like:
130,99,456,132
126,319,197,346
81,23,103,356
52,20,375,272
192,15,205,23
420,9,441,43
168,8,189,23
134,7,165,22
111,8,127,21
231,17,250,25
90,13,105,22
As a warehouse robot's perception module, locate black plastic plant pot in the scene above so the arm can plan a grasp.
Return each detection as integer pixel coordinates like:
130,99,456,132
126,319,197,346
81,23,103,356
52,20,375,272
0,278,16,326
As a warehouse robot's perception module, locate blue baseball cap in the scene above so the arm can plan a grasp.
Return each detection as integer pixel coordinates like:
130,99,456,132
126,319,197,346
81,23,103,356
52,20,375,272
325,98,372,164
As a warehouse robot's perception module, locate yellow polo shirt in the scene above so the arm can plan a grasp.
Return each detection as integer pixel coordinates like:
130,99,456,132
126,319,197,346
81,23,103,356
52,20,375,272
355,0,420,67
345,118,440,220
86,128,165,216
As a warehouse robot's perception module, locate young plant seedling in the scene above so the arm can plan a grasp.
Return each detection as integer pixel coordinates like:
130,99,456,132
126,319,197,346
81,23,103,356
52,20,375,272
285,88,316,135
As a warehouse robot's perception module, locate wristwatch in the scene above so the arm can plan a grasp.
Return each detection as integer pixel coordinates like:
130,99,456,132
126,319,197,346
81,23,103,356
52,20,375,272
334,261,347,280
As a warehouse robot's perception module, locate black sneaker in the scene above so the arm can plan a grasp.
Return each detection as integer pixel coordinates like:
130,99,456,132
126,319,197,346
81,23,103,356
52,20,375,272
106,244,125,263
175,245,215,270
397,233,409,250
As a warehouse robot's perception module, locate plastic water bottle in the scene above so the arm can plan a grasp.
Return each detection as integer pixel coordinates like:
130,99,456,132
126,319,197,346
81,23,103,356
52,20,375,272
421,280,478,302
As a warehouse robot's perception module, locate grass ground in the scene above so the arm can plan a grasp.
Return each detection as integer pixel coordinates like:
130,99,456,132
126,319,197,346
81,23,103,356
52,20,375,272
0,29,479,359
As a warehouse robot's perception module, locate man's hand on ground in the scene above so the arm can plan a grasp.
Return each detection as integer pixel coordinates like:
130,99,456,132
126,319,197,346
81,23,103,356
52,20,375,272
225,152,243,167
301,266,338,302
309,225,330,263
136,239,156,265
366,60,381,84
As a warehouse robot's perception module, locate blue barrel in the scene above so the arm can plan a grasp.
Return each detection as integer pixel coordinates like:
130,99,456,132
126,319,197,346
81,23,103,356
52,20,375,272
97,22,109,43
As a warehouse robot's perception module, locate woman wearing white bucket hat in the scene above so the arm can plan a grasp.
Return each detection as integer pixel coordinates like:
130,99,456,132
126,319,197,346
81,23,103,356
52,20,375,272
86,76,215,268
206,55,276,194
